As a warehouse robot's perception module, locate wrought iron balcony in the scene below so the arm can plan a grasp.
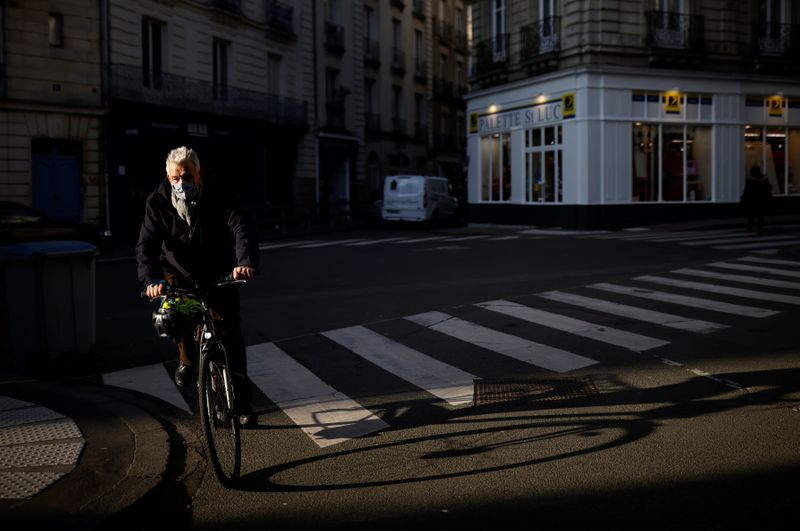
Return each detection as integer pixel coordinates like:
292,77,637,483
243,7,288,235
390,0,405,10
364,38,380,67
751,21,799,57
645,11,704,52
109,63,308,127
471,34,510,77
325,22,345,55
265,0,294,35
435,17,453,45
520,17,560,60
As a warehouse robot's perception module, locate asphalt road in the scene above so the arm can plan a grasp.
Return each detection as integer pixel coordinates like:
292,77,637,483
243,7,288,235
94,224,800,530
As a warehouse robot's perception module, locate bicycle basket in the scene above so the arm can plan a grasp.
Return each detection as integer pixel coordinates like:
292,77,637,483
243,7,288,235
152,294,204,338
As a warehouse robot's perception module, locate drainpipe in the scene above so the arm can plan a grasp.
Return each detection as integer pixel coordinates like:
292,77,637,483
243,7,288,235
99,0,112,236
312,1,320,207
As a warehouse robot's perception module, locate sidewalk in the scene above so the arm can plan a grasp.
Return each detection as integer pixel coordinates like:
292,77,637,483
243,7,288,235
0,372,171,529
2,214,799,528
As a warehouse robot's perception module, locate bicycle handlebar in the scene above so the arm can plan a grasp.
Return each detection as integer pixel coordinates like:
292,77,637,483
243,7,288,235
140,274,246,300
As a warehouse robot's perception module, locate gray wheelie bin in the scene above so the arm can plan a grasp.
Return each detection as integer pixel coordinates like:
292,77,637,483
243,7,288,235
0,240,97,373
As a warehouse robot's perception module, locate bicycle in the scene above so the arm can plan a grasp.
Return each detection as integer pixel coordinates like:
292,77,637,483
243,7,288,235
144,275,246,487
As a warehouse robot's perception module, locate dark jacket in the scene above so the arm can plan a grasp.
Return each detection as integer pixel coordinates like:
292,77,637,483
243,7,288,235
136,179,259,287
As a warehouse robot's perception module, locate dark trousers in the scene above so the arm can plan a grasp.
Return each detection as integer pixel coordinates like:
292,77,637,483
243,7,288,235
169,274,251,407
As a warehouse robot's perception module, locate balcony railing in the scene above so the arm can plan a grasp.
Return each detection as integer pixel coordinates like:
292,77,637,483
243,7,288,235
645,11,704,51
391,47,406,75
265,0,294,35
364,38,380,67
325,21,345,55
109,63,307,127
435,17,453,45
471,34,510,77
390,0,405,10
752,21,799,56
520,17,560,60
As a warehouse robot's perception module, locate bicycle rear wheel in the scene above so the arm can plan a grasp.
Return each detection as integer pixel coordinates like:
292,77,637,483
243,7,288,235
198,342,241,486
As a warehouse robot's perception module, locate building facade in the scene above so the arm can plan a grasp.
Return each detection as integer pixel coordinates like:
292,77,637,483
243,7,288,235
104,0,310,242
0,0,107,227
465,0,800,228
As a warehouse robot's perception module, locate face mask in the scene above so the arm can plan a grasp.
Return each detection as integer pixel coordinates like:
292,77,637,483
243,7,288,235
173,181,197,201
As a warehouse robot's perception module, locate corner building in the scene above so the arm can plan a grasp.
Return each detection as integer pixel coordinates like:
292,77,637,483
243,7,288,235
465,0,800,228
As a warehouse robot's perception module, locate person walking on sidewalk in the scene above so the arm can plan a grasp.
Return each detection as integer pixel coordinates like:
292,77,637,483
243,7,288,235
136,146,260,425
741,164,772,235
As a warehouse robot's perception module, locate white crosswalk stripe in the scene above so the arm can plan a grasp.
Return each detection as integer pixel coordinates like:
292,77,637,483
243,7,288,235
680,234,796,246
589,282,778,318
103,255,799,446
538,291,727,334
477,299,670,350
405,311,599,372
636,274,800,305
102,364,191,413
738,256,800,267
295,238,369,248
672,268,800,290
247,342,389,448
322,326,475,406
706,261,800,278
715,239,800,250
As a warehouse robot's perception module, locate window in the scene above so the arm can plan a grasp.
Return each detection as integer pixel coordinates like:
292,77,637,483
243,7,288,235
482,133,511,202
492,0,507,61
48,13,64,47
415,30,424,71
364,6,375,39
213,38,229,100
632,123,711,202
745,125,800,196
525,126,562,203
142,18,164,88
267,53,282,95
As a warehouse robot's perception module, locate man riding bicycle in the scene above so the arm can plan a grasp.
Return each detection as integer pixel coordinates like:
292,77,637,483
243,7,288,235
136,146,259,426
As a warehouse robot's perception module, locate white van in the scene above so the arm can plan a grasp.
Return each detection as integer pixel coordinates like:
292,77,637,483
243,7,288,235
381,175,458,224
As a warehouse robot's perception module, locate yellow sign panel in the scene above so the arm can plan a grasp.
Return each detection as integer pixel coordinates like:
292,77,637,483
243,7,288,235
562,93,576,118
768,95,784,117
469,112,479,133
664,91,681,114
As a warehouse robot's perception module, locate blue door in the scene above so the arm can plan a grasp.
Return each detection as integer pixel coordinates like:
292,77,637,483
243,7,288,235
31,139,82,221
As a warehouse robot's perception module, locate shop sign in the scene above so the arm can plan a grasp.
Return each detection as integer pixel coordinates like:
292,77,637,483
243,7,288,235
474,98,565,135
562,93,576,118
767,95,784,117
664,91,682,114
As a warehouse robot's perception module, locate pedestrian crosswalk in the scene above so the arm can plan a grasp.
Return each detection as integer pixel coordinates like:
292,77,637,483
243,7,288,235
102,254,800,448
252,225,800,254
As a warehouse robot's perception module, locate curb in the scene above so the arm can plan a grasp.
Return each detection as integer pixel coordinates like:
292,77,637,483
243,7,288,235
0,377,171,528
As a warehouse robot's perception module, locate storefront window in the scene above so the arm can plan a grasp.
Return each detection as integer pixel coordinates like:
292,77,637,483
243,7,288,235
632,123,657,201
744,126,799,196
480,133,511,202
633,123,711,202
525,125,562,203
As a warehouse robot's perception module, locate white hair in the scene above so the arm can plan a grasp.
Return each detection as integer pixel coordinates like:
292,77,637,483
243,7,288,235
165,146,201,173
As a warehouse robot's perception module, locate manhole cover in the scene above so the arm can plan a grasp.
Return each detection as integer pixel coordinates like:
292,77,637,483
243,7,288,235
473,376,599,407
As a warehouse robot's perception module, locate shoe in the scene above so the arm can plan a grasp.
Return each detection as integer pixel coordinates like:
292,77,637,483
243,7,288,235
174,363,194,388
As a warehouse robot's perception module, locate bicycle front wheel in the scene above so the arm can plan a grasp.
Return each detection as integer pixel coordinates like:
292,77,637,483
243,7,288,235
198,343,241,487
